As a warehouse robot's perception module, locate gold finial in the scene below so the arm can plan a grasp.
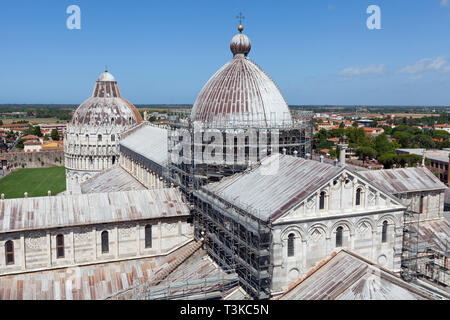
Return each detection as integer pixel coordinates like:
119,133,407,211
236,12,245,33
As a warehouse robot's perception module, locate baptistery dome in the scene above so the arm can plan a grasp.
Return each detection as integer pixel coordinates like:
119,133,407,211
65,69,142,193
71,70,142,128
190,25,292,127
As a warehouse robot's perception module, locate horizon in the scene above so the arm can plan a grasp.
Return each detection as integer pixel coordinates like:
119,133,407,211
1,0,450,106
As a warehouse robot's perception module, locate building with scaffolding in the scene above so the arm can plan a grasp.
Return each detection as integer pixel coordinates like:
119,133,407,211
193,154,407,298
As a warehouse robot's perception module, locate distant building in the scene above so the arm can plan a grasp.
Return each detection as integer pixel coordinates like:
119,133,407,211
23,140,42,152
363,127,384,137
39,124,67,136
434,124,450,134
1,123,29,133
357,119,374,128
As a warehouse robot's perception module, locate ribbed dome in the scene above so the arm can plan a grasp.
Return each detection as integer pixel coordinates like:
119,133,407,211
70,71,142,128
190,28,292,127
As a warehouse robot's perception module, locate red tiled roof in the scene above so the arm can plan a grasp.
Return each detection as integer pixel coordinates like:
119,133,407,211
21,135,39,140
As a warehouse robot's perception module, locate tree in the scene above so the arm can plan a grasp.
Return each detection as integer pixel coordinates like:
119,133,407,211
51,129,59,141
378,153,396,169
16,139,24,149
339,122,345,129
356,146,377,160
374,133,394,155
0,119,3,125
33,126,43,137
392,131,413,148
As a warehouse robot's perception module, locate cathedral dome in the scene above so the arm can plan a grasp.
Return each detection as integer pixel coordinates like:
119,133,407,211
70,70,142,128
190,25,292,127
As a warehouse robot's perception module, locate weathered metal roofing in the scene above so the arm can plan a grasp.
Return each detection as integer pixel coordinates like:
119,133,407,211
410,218,450,253
70,71,142,128
0,241,199,300
136,248,238,300
80,165,146,194
278,250,441,300
358,167,446,194
190,31,292,127
203,154,343,221
0,188,189,233
222,286,252,300
120,123,168,167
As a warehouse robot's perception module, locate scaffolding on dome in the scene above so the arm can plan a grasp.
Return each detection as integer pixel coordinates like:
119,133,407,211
166,110,313,201
165,110,313,300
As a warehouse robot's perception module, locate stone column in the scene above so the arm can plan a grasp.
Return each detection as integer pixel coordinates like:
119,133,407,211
350,232,355,250
136,224,141,256
71,231,75,264
302,240,307,270
115,226,119,259
326,236,331,255
315,192,319,214
371,230,377,261
93,228,97,261
21,234,26,271
158,221,162,254
47,231,52,267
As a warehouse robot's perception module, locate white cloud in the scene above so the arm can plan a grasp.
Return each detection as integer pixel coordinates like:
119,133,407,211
338,64,385,77
441,0,449,7
399,56,450,74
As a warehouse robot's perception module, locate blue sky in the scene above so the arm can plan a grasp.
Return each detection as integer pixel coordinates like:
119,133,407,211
0,0,449,106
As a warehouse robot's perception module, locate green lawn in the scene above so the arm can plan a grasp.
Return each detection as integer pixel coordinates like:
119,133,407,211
0,167,66,199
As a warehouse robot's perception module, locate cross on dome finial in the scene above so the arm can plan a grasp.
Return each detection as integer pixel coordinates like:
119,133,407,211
105,65,108,72
236,12,245,33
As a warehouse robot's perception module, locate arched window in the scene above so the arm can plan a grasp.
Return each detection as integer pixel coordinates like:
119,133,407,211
5,240,14,265
356,188,362,206
336,227,343,247
111,134,115,142
101,231,109,253
56,234,64,258
145,225,152,248
382,221,388,243
112,156,116,165
98,134,102,142
319,192,326,210
287,233,295,257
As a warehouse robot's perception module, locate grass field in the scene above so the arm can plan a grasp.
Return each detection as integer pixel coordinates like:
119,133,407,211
2,117,69,124
0,167,66,199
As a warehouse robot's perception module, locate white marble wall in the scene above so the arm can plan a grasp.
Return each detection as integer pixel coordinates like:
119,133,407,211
0,218,193,276
396,190,445,221
120,155,166,190
270,171,405,293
